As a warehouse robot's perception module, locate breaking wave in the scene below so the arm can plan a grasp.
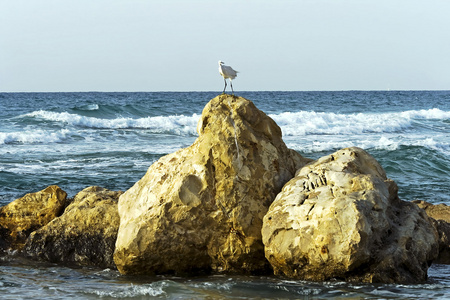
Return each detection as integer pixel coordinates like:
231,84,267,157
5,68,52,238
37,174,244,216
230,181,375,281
23,110,200,135
22,108,449,137
0,129,70,144
287,136,450,156
270,108,450,136
8,108,448,154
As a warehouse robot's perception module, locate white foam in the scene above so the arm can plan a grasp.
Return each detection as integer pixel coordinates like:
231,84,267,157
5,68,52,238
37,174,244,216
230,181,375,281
399,108,450,119
85,104,99,110
91,282,167,298
287,135,450,155
24,110,200,135
270,108,449,136
0,129,70,144
15,108,450,155
23,108,449,138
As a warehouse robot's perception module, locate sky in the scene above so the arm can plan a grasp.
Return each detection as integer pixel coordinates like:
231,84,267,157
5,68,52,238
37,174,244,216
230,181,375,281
1,0,450,92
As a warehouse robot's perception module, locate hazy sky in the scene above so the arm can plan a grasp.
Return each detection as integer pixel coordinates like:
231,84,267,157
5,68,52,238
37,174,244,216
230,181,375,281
1,0,450,92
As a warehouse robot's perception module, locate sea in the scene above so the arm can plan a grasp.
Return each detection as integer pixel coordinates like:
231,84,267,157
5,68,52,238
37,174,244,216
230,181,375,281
0,91,449,299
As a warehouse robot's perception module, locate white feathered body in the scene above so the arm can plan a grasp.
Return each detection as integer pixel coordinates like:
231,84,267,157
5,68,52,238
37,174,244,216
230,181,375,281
218,61,238,80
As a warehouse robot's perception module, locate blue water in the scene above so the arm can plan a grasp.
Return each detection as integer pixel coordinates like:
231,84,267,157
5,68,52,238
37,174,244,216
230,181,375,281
1,91,449,299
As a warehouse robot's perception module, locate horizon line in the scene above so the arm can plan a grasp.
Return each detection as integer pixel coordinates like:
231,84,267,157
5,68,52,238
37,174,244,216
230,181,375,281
1,89,450,94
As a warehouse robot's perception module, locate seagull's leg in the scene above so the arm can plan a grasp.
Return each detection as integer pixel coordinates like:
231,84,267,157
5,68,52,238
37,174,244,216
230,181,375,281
230,80,234,95
223,78,227,94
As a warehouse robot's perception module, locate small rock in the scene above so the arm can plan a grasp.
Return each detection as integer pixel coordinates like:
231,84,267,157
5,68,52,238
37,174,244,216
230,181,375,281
413,200,450,264
24,186,122,269
0,185,67,251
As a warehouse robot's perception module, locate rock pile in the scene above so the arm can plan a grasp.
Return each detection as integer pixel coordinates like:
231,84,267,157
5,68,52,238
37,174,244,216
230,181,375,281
0,95,447,284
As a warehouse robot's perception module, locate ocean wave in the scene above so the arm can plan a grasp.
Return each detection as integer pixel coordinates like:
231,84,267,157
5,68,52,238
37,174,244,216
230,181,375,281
80,103,99,111
287,136,450,155
0,129,70,145
70,103,100,111
20,108,450,139
23,110,200,135
90,281,169,298
269,108,450,136
399,108,450,119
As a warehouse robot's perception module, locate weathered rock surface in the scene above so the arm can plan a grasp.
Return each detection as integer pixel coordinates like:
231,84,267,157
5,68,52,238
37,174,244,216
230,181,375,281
0,185,67,251
114,95,311,275
262,147,439,283
413,200,450,264
413,200,450,223
24,186,122,269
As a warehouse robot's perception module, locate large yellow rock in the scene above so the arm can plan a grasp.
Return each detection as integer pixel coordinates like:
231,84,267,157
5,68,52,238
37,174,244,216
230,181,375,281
0,185,67,251
262,147,439,283
114,95,311,275
24,186,122,269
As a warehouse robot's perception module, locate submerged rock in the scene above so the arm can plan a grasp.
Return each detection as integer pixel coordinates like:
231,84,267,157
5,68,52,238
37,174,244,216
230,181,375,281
413,200,450,264
114,95,311,275
0,185,67,251
24,186,122,269
262,147,439,283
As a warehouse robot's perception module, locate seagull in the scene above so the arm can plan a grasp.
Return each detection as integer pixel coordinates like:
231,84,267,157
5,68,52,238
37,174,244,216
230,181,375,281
218,61,238,94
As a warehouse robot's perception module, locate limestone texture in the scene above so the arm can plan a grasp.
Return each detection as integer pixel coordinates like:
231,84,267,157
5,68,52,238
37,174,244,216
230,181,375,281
114,95,311,275
413,200,450,264
413,200,450,223
24,186,122,269
262,147,439,283
0,185,67,251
